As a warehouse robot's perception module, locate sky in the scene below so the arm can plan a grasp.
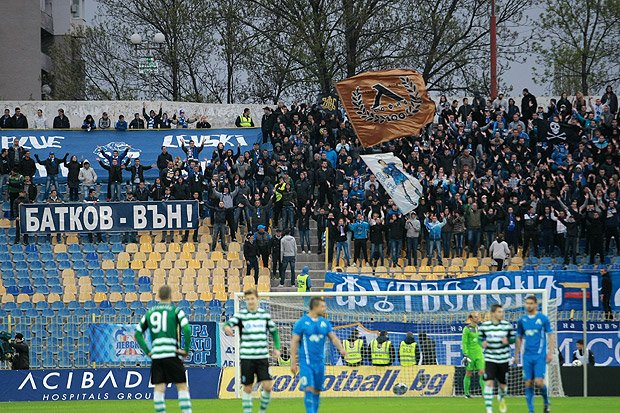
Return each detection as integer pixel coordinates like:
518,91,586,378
83,0,551,98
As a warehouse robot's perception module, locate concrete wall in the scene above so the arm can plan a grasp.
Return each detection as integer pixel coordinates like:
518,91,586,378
0,101,267,128
0,0,42,100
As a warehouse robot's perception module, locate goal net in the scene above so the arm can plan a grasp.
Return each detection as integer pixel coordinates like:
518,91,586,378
231,289,564,399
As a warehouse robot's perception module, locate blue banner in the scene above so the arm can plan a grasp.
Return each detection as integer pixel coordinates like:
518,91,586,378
89,322,217,366
0,128,262,183
20,200,199,233
0,368,221,402
557,321,620,367
324,271,620,313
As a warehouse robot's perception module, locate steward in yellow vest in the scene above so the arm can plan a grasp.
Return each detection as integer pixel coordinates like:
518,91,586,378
370,331,394,366
399,332,420,366
296,266,311,292
343,337,364,366
236,108,254,127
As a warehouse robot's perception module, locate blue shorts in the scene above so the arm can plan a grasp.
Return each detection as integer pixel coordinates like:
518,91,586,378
299,363,325,392
522,355,546,381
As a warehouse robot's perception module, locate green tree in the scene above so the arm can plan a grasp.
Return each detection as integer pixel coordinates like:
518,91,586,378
532,0,620,95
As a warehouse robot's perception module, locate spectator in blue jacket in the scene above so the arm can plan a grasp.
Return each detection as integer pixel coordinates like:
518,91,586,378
349,214,370,266
115,115,128,131
425,213,447,265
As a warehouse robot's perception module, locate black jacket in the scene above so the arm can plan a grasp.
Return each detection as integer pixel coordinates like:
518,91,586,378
64,160,83,188
0,155,10,174
53,115,70,129
127,164,153,183
99,160,124,183
7,146,24,169
10,340,29,370
11,114,28,129
243,240,258,259
19,157,37,178
35,154,68,176
157,152,173,170
370,223,385,244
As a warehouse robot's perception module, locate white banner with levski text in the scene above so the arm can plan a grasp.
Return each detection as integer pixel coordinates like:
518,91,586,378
360,153,422,214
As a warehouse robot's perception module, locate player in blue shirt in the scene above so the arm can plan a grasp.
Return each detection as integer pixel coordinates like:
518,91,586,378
515,295,555,413
290,297,346,413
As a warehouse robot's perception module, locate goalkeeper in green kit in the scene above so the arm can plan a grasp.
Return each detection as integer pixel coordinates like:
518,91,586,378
135,285,193,413
462,311,485,398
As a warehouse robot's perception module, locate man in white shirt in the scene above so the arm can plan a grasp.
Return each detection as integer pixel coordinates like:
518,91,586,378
489,233,510,271
33,109,48,129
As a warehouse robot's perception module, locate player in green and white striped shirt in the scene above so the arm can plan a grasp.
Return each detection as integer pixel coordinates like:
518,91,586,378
135,285,192,413
479,304,515,413
224,289,281,413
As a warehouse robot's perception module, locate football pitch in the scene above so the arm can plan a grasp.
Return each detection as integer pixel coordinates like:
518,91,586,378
1,397,618,413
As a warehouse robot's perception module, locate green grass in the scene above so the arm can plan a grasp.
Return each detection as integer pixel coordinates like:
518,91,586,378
1,397,618,413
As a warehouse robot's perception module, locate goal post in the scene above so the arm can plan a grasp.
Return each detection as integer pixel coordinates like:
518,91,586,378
229,289,564,399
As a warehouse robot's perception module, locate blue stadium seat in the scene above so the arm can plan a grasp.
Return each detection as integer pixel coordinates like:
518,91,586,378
110,285,123,293
0,244,8,253
193,307,207,317
0,253,11,262
82,244,96,254
96,244,110,253
85,252,98,261
16,269,29,279
30,261,43,271
193,299,206,309
87,260,100,270
92,276,106,287
129,301,142,310
26,253,40,262
138,284,151,293
21,286,35,295
122,269,135,278
18,278,31,288
91,269,104,278
5,227,14,237
101,307,116,316
44,261,57,271
49,285,63,294
73,260,86,270
99,300,112,309
138,276,151,285
39,244,52,253
10,245,23,253
57,308,71,317
24,308,39,317
581,264,595,270
32,269,45,279
15,261,28,271
596,264,607,270
42,353,56,368
56,252,69,261
84,301,97,310
94,285,108,293
25,244,38,253
58,352,72,368
58,261,72,270
121,275,135,285
74,308,87,316
19,301,34,310
36,286,50,294
109,234,121,243
71,252,84,261
119,308,132,317
107,275,120,285
75,269,89,278
40,253,54,262
111,243,124,253
47,278,61,287
115,301,127,309
42,308,55,318
102,252,115,260
68,244,81,254
51,301,65,310
67,301,80,310
124,284,137,293
75,351,88,367
2,302,17,310
1,261,14,271
0,309,6,318
7,286,19,295
3,278,17,288
134,307,146,317
147,300,159,308
33,278,47,288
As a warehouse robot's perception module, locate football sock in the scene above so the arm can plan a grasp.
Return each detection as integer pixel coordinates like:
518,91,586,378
304,391,315,413
313,392,321,412
464,375,471,395
258,391,271,413
479,376,486,393
242,391,253,413
498,386,506,400
153,391,166,413
178,390,192,413
541,385,550,406
525,386,535,412
484,386,494,412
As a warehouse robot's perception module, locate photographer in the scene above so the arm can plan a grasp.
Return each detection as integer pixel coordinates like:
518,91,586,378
10,333,29,370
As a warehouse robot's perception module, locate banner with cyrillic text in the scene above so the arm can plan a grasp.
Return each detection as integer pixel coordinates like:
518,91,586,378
20,201,199,233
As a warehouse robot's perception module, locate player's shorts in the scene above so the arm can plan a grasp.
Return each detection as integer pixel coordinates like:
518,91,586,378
299,363,325,392
240,358,272,385
484,361,509,385
466,356,485,371
522,355,546,381
151,357,186,384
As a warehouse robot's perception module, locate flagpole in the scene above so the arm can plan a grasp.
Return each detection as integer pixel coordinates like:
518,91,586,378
490,0,498,99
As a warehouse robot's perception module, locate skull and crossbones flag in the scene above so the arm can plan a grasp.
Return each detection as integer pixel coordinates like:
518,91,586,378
335,69,436,147
544,121,581,144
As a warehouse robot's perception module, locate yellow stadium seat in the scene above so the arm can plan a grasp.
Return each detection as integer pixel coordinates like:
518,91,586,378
62,292,76,303
54,244,67,253
125,292,138,302
462,266,476,275
66,235,79,245
102,260,115,270
64,285,78,295
0,285,5,295
0,218,11,228
145,260,158,270
171,291,183,302
61,268,75,278
203,259,215,270
201,234,212,245
139,292,153,302
197,268,210,280
480,257,494,267
131,260,144,270
185,291,199,302
181,283,196,294
197,283,210,293
188,259,201,270
47,293,61,303
195,251,209,262
210,251,223,261
139,243,153,253
360,266,373,274
404,266,417,274
409,273,423,281
507,265,520,271
138,269,151,277
394,273,407,280
228,282,241,293
418,266,431,274
168,268,182,279
179,251,193,261
227,251,240,261
79,284,92,294
148,252,162,261
243,276,255,287
345,266,358,274
212,282,226,293
174,260,187,269
117,252,130,262
1,294,15,304
134,251,147,261
109,292,123,303
212,268,225,278
425,273,438,281
78,277,91,286
228,242,241,253
257,275,270,284
451,258,464,267
163,251,177,262
78,292,93,303
447,266,461,276
16,294,30,304
154,243,167,253
433,265,446,274
230,259,244,269
160,259,173,270
228,268,240,278
126,243,139,253
199,291,213,301
153,268,166,279
139,234,152,244
197,242,210,252
478,265,491,273
93,292,107,303
182,243,196,253
182,269,197,280
216,259,229,270
509,257,524,266
168,243,181,253
117,260,129,270
214,291,228,301
257,283,270,293
259,267,270,277
465,258,479,267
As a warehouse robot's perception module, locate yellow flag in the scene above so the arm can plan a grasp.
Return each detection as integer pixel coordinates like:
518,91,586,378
336,69,435,147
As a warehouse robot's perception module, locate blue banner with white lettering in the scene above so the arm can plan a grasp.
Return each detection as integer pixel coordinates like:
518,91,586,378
20,200,199,233
0,367,221,401
324,271,620,313
89,322,217,366
0,128,262,183
557,321,620,366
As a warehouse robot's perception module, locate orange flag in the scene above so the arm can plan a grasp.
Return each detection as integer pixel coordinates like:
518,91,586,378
335,69,435,147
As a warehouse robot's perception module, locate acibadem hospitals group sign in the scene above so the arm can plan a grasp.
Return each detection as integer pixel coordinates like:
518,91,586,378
219,366,455,398
19,201,199,234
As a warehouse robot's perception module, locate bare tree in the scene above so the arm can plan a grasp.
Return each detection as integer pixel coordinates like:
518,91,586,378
532,0,620,95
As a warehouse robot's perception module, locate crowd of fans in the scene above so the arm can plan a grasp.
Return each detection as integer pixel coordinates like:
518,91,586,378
1,87,619,275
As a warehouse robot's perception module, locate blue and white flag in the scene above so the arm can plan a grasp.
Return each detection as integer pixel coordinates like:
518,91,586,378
360,153,423,214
